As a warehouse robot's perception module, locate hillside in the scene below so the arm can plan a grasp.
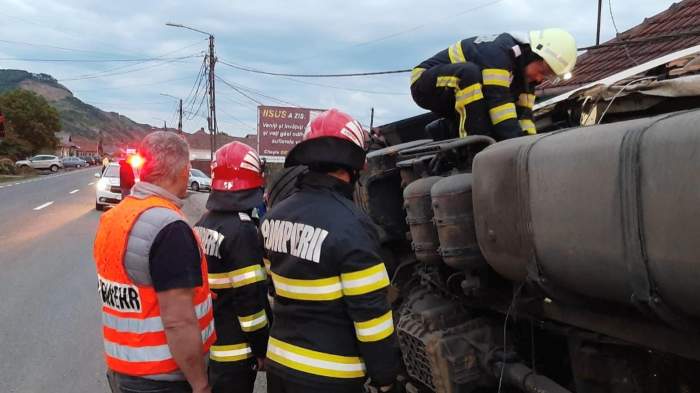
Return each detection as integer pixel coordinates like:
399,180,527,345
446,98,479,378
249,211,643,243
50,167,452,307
0,69,151,144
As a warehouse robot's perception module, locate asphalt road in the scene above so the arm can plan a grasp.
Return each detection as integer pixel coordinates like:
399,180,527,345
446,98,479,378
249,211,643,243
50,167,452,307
0,168,266,393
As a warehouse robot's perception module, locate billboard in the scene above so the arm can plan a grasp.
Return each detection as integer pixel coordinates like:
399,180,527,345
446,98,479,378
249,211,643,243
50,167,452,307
257,105,325,163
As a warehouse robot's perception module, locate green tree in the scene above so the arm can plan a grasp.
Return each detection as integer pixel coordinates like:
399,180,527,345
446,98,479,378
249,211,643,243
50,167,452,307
0,89,61,157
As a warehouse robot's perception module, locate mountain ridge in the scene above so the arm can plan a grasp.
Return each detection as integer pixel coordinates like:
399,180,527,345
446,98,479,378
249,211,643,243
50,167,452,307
0,69,151,144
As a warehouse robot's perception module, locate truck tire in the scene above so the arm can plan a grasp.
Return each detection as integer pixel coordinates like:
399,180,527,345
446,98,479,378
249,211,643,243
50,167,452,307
95,202,105,211
50,165,58,172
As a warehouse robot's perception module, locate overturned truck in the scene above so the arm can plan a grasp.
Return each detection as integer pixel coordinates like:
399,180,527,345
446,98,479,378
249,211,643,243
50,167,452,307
357,107,700,393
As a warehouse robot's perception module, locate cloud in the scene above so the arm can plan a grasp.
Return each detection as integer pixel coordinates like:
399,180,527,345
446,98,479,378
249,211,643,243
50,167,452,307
0,0,678,136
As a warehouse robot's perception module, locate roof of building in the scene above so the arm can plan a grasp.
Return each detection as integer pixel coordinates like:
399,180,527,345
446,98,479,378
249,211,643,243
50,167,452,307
184,128,258,151
539,0,700,94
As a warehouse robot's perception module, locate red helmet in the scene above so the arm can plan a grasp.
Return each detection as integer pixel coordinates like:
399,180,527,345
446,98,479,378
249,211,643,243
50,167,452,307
211,142,264,192
285,108,367,170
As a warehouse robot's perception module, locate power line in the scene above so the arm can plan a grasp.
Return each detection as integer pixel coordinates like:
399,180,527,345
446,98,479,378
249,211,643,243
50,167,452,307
216,76,264,106
219,60,410,78
58,40,206,81
608,0,639,66
219,77,301,107
0,55,197,63
58,54,202,82
281,0,505,65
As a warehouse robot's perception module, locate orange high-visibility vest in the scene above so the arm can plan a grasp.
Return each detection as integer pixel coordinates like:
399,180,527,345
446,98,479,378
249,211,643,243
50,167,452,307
94,195,215,376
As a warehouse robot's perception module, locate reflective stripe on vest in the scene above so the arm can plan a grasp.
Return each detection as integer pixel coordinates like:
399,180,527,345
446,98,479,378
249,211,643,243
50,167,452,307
105,317,215,362
267,337,366,379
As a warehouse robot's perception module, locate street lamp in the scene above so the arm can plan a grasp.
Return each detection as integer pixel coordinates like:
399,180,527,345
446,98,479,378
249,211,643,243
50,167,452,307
160,93,183,134
166,22,217,161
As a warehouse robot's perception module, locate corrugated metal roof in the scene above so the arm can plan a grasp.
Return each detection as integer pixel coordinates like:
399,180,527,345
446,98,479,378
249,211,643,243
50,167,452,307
541,0,700,90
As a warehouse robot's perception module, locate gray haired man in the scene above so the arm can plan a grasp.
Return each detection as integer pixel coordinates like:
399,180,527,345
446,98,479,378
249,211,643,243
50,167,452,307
94,131,214,393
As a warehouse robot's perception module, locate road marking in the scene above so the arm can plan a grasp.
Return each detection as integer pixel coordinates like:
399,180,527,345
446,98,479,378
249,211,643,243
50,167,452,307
88,182,95,185
33,201,54,211
14,182,20,185
70,189,79,194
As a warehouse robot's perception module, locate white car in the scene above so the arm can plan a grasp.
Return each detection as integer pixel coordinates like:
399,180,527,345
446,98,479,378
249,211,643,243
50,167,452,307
189,168,211,192
95,163,122,211
15,154,64,172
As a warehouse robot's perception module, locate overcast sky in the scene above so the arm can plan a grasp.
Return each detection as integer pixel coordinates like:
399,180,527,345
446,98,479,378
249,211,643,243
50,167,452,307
0,0,678,136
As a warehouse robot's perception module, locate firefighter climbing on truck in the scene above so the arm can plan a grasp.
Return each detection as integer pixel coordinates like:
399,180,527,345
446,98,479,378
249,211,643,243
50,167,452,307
410,28,577,141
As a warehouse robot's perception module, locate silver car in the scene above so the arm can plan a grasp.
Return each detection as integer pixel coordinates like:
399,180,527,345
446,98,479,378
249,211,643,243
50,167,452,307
61,156,88,168
15,154,64,172
189,168,211,192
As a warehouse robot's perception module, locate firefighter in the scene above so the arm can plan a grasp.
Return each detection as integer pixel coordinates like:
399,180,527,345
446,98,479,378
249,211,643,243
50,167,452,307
410,28,577,141
194,142,270,393
261,109,402,393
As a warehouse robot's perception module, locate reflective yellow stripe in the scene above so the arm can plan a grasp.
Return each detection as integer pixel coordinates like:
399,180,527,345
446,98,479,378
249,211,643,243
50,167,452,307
455,83,484,107
517,93,536,108
519,119,537,135
210,343,253,362
436,76,460,89
354,310,394,342
489,103,517,125
208,272,233,289
448,41,466,63
341,263,390,296
231,265,266,288
482,68,511,87
271,272,343,301
457,106,467,138
267,337,366,379
238,309,268,332
410,67,426,85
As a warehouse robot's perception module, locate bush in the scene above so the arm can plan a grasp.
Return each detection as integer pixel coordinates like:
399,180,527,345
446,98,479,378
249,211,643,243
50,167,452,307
0,157,16,175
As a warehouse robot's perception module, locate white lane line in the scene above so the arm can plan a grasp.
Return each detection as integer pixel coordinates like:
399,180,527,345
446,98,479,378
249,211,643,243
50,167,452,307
70,189,79,194
14,182,20,185
33,201,54,211
88,182,95,185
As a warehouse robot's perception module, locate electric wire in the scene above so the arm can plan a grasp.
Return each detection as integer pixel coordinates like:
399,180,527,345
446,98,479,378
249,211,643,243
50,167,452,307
215,76,265,106
497,282,525,393
58,54,202,82
58,40,206,81
608,0,640,66
219,60,410,78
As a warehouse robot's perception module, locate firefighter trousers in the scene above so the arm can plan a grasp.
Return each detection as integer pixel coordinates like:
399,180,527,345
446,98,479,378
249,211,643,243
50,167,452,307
410,62,490,139
266,372,364,393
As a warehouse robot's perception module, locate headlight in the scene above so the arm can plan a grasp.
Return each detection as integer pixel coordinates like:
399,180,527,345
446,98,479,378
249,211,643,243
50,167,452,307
96,178,109,191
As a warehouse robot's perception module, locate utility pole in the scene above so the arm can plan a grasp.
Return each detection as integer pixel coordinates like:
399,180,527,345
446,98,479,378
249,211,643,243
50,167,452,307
178,99,183,134
207,34,218,159
163,120,167,130
596,0,603,45
160,93,183,134
165,23,217,161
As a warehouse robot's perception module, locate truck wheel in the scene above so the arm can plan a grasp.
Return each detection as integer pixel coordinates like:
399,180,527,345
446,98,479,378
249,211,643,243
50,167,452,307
50,165,59,172
95,202,105,211
191,182,200,192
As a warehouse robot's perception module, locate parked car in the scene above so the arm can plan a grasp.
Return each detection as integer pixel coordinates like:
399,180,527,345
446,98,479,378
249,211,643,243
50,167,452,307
62,156,88,168
189,168,211,192
82,156,97,165
15,155,64,172
95,163,122,211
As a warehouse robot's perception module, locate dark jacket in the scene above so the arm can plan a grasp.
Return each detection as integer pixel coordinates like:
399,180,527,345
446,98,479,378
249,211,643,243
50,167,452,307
416,33,538,138
261,172,400,388
194,188,270,369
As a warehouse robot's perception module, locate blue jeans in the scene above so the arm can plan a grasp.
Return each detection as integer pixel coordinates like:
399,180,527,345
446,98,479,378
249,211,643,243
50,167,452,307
107,370,192,393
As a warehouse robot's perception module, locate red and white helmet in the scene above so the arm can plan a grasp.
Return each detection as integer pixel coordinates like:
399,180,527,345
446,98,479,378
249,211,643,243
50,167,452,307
211,142,264,192
285,108,367,170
